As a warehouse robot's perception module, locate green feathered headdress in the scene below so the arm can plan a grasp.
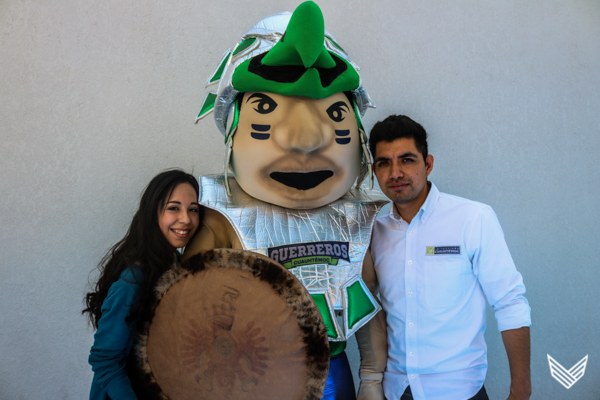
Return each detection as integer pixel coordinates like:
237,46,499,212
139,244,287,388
197,1,373,137
231,1,359,98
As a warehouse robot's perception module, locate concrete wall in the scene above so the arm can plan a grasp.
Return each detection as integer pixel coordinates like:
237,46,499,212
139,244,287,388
1,1,598,399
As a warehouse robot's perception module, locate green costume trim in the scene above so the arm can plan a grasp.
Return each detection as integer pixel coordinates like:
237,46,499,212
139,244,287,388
352,100,365,133
346,281,377,330
226,97,242,144
262,2,333,69
196,92,217,121
325,34,345,53
311,293,339,340
310,294,347,357
232,37,256,57
208,50,231,84
328,341,346,358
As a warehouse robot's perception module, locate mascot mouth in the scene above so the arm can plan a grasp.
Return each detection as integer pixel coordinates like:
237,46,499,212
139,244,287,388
270,171,334,190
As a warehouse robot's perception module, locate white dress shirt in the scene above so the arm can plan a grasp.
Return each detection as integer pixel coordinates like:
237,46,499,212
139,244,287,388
371,182,531,400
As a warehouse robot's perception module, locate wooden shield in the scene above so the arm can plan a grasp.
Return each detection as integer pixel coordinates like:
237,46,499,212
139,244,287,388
130,249,329,400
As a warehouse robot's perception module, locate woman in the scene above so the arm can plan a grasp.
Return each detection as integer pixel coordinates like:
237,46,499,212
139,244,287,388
83,169,202,399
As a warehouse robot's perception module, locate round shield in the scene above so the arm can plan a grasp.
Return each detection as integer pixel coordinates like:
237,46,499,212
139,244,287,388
130,249,329,400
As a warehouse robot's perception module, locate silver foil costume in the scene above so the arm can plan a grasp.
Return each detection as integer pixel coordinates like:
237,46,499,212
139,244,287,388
199,175,389,341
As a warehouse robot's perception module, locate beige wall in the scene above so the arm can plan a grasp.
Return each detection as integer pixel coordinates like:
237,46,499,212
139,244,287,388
1,1,598,398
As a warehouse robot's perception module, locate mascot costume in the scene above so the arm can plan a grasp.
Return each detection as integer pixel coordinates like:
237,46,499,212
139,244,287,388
130,2,389,399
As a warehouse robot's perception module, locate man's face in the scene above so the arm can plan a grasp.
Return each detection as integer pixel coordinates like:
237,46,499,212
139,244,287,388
231,91,360,209
373,138,433,209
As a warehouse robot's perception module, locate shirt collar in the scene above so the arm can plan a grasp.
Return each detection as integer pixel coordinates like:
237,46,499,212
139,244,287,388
389,200,404,222
420,181,439,224
388,181,439,225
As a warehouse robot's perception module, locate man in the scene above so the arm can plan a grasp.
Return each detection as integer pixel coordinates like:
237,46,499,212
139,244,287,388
356,115,532,400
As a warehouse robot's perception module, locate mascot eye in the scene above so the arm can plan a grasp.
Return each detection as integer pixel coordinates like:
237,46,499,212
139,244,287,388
247,93,278,114
326,101,349,122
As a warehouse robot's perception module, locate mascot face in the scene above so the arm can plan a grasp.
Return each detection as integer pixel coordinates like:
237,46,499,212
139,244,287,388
196,1,374,208
231,91,360,209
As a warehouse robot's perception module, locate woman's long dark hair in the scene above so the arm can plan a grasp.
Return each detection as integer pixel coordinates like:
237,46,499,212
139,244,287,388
83,169,202,329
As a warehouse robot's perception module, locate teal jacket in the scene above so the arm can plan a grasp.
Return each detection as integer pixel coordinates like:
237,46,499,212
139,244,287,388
88,266,143,400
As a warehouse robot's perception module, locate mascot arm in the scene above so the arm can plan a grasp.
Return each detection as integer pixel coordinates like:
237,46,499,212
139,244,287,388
182,208,243,260
356,248,388,400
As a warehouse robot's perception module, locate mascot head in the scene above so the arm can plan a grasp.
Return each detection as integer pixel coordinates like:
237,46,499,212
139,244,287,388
197,1,374,209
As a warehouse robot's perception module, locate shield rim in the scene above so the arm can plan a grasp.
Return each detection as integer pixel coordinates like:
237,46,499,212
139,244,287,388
129,248,330,400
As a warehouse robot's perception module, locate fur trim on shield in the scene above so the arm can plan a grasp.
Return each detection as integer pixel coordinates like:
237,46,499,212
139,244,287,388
128,261,188,400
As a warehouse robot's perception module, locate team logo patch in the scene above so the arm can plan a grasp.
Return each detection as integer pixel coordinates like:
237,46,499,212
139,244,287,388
426,246,460,255
268,241,350,269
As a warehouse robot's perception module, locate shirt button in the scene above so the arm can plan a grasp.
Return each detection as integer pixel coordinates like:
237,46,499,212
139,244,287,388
410,352,414,356
408,291,413,296
408,260,413,265
411,374,416,379
408,322,414,327
410,230,414,235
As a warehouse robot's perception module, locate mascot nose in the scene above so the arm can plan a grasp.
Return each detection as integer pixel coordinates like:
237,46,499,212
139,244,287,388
274,100,331,153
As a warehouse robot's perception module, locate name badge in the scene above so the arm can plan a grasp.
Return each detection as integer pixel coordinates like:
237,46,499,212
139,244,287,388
426,246,460,255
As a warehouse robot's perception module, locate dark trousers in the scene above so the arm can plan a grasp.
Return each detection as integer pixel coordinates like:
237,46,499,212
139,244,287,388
400,385,488,400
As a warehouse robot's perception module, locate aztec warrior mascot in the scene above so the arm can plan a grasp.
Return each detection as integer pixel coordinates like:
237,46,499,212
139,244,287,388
187,1,388,398
132,2,389,399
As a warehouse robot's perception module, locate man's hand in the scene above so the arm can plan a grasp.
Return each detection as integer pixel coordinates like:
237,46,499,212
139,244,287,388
501,326,531,400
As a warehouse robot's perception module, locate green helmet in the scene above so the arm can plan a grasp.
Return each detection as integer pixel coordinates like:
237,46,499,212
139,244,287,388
196,1,374,140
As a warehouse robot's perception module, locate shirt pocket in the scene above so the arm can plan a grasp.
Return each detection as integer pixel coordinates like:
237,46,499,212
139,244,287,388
424,260,471,308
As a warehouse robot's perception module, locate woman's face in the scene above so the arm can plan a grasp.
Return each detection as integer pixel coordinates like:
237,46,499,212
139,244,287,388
231,91,361,209
157,182,201,250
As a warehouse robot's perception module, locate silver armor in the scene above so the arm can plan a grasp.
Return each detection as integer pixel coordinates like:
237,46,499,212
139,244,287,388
199,175,389,341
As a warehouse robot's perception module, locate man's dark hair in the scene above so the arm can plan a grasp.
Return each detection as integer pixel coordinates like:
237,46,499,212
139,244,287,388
369,115,428,160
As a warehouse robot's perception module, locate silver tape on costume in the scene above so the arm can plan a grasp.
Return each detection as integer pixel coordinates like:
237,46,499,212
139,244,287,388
198,175,389,340
210,12,374,136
